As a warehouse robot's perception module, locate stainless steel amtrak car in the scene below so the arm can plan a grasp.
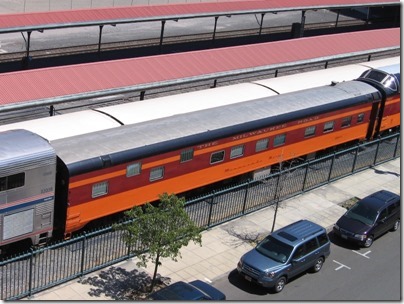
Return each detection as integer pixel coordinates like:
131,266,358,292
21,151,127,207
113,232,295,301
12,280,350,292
0,129,56,251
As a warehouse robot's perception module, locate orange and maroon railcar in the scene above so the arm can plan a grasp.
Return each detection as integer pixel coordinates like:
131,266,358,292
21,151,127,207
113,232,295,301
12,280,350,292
51,67,400,238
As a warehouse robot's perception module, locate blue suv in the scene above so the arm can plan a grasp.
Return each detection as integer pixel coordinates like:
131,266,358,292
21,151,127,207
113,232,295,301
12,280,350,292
237,220,330,293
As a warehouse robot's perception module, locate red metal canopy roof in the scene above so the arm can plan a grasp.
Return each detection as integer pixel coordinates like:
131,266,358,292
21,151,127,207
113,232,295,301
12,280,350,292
0,0,399,32
0,28,399,110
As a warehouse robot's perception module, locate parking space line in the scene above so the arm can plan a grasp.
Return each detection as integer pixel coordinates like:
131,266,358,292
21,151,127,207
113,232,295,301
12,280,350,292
352,250,371,259
333,260,351,271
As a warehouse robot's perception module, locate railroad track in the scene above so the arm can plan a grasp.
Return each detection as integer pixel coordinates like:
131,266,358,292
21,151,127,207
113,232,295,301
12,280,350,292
0,19,393,64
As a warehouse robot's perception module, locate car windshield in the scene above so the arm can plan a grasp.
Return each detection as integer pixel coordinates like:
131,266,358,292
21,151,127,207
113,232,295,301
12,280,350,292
345,202,378,225
256,235,293,263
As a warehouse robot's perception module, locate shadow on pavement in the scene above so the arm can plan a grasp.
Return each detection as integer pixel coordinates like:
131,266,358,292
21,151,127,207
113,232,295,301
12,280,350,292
80,266,170,300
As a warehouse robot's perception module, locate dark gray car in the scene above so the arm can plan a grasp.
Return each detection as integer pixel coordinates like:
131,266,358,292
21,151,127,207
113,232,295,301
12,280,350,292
333,190,400,247
237,219,330,293
148,280,226,300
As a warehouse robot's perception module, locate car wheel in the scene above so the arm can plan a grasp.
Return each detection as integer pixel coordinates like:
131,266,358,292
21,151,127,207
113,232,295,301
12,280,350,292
363,236,373,248
312,257,324,273
391,219,400,231
273,276,287,293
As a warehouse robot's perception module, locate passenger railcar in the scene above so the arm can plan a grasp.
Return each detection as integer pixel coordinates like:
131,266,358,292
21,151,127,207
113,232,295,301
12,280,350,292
0,130,56,249
0,58,400,251
52,77,399,237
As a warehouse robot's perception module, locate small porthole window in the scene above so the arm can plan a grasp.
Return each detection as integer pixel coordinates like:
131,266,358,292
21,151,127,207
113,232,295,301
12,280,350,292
180,148,194,163
323,121,334,133
150,167,164,181
341,116,352,128
357,113,365,123
230,145,244,159
273,134,286,147
92,181,108,198
256,138,269,152
210,151,225,164
304,126,316,138
126,162,141,177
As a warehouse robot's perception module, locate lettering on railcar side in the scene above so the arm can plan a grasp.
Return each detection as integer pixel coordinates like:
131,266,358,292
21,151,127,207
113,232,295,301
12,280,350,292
197,141,219,149
232,124,287,141
297,116,319,124
41,187,54,194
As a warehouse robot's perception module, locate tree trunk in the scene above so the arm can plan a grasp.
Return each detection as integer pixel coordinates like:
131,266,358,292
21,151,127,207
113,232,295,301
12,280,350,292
149,251,161,293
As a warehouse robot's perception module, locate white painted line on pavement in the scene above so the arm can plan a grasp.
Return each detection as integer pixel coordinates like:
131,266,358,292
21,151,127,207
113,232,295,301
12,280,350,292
333,260,351,271
352,250,371,259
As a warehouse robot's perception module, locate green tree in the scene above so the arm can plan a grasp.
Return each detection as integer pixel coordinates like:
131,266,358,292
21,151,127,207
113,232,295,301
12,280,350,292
114,193,202,292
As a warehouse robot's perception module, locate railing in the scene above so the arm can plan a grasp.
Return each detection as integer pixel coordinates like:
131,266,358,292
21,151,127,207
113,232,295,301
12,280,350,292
0,132,400,300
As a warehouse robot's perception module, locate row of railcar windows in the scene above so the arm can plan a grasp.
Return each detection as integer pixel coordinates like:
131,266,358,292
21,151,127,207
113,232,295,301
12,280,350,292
90,113,364,198
0,173,25,192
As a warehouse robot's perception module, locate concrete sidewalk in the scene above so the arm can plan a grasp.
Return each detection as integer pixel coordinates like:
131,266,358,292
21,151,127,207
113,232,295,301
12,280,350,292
28,158,400,300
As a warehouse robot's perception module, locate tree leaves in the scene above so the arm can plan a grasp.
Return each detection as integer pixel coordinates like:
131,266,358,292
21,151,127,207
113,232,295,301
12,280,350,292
114,192,202,292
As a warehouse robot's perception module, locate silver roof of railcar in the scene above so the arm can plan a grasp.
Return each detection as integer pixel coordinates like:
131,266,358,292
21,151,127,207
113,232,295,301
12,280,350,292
0,110,121,141
52,80,379,175
0,129,55,176
254,56,400,94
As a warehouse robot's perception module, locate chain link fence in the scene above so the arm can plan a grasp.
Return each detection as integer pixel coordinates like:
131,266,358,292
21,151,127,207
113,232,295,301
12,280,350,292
0,132,400,300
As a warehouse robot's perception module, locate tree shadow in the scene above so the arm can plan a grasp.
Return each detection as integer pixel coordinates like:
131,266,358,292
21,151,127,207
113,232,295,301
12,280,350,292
80,266,170,300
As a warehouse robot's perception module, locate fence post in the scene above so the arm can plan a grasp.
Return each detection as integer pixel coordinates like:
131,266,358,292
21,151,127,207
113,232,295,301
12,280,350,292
207,191,216,228
127,243,131,259
327,152,336,182
270,174,282,233
393,134,400,158
302,161,310,191
241,180,250,215
79,232,87,280
352,143,360,173
28,248,34,298
373,136,381,165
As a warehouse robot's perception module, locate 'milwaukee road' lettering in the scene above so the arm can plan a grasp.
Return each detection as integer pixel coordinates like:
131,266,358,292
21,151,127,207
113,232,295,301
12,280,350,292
232,124,287,141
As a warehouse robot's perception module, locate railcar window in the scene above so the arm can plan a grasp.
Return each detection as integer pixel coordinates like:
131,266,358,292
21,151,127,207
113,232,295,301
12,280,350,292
357,113,365,123
126,162,141,177
210,151,225,164
304,126,316,138
0,178,5,192
230,145,245,159
361,70,386,82
361,70,398,92
0,173,25,192
180,148,194,163
150,166,164,181
323,121,334,133
92,181,108,198
341,116,352,128
273,134,286,147
256,138,269,152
